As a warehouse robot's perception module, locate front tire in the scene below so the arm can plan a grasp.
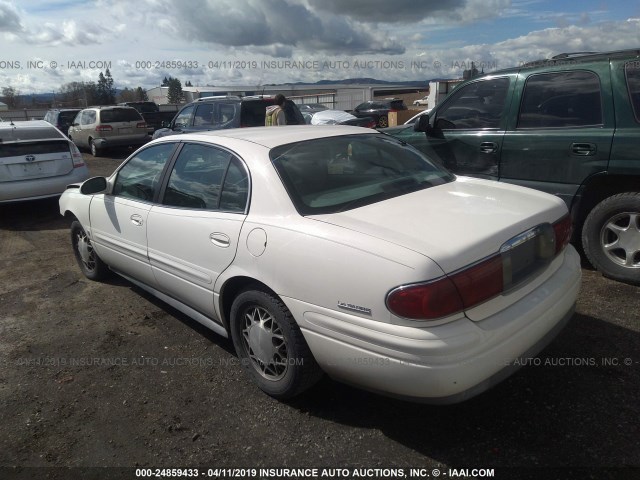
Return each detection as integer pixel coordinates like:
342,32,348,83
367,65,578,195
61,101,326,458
71,221,109,281
582,193,640,284
230,288,322,399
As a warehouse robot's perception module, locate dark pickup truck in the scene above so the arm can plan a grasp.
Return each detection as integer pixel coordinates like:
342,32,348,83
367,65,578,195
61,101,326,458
117,102,176,134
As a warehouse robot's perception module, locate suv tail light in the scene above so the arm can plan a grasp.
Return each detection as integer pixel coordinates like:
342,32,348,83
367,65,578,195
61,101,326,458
95,125,112,132
136,122,147,129
69,142,85,168
387,215,572,321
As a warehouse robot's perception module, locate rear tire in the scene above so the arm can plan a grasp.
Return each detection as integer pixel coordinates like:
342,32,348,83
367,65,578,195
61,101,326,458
230,287,322,399
378,115,389,128
71,221,109,281
582,192,640,284
90,139,101,157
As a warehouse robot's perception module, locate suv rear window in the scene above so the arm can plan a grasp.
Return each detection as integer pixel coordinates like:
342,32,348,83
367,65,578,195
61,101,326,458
625,62,640,122
100,108,142,123
518,71,603,128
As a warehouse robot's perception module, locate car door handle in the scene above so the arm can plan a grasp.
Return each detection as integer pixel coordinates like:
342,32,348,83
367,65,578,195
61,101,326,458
130,214,144,226
479,142,499,154
571,143,597,156
210,232,230,248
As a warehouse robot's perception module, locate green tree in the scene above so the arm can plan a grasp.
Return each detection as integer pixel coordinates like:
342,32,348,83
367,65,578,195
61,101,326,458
1,86,19,108
135,87,149,101
167,77,184,104
162,76,170,87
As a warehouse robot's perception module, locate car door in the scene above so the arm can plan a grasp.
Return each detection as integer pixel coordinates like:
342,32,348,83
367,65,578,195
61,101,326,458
424,76,514,178
499,67,614,206
147,142,249,318
88,142,177,287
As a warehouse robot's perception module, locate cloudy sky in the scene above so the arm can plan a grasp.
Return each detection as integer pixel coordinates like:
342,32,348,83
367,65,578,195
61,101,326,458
1,0,639,94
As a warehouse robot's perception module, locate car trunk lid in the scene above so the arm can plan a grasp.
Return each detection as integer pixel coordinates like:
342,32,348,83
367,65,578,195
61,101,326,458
0,140,75,182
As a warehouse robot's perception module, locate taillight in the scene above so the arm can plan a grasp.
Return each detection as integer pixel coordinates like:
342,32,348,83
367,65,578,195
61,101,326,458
95,125,112,132
553,214,572,254
366,120,377,128
387,254,504,320
388,216,571,321
136,122,147,129
69,142,84,168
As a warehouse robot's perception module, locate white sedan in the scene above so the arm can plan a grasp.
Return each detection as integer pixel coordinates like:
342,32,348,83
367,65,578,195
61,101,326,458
59,126,581,403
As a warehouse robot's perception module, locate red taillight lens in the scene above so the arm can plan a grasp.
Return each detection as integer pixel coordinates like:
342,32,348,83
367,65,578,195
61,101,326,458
136,122,147,129
387,277,463,320
450,255,503,309
553,215,572,254
387,255,504,320
69,143,84,168
95,125,112,132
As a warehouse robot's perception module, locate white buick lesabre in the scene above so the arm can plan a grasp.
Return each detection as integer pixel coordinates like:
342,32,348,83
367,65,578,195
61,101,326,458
59,126,581,403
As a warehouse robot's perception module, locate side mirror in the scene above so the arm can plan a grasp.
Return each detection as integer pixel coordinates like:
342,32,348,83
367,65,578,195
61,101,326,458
413,114,432,133
80,176,108,195
71,123,79,127
161,121,169,128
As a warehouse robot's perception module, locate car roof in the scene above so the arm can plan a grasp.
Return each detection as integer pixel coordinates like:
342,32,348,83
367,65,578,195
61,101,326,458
156,125,378,149
0,120,66,142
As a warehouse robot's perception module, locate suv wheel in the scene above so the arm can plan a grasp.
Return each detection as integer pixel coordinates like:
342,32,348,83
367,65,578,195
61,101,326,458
90,139,101,157
582,193,640,284
378,115,389,128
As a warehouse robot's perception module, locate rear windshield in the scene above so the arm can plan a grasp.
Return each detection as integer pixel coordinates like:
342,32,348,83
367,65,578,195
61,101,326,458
59,111,80,122
0,140,71,158
100,108,142,123
270,134,454,215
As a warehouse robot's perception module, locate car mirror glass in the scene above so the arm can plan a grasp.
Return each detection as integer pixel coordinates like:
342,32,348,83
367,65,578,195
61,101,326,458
80,176,108,195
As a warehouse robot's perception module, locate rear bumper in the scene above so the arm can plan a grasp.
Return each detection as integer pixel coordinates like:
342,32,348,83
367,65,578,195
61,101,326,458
290,245,582,403
93,135,149,149
0,166,89,203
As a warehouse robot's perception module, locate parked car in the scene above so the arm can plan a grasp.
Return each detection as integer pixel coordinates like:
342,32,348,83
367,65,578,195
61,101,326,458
0,120,88,202
352,99,408,128
413,96,429,106
385,48,640,284
298,103,329,114
118,101,176,134
60,126,580,402
68,106,149,157
152,95,305,139
43,108,82,136
310,109,377,128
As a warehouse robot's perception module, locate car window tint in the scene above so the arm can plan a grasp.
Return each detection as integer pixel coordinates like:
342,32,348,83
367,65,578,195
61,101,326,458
271,134,454,215
436,77,510,129
518,71,603,128
193,103,214,126
163,144,232,210
113,143,175,202
173,105,195,128
626,63,640,122
219,157,249,213
100,108,141,123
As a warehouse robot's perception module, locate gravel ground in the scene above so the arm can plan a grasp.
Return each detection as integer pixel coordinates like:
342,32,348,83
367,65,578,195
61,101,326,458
0,151,638,480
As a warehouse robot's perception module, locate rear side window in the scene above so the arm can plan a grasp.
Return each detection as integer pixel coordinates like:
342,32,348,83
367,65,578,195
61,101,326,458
162,143,248,212
113,143,176,202
100,108,142,123
518,71,603,128
435,77,510,129
625,62,640,122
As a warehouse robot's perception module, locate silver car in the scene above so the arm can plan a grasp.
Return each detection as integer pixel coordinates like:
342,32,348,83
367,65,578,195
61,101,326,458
0,120,89,203
68,106,149,157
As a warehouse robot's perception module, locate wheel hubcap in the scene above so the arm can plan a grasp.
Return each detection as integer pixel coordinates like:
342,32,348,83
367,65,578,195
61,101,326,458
241,306,288,381
76,231,96,271
600,212,640,268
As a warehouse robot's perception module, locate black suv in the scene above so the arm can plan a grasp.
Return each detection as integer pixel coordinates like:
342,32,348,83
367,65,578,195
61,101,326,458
152,95,305,139
386,49,640,284
352,99,408,128
43,108,82,136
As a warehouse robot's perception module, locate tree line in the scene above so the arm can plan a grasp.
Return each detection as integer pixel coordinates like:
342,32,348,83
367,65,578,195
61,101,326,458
1,70,192,109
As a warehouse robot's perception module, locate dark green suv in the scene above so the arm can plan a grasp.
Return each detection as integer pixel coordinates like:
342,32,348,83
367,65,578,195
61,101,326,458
386,49,640,284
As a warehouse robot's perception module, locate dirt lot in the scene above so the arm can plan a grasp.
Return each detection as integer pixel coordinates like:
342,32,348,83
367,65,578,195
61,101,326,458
0,151,639,479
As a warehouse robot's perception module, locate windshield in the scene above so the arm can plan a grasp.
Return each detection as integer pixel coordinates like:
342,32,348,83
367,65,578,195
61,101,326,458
271,134,454,215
